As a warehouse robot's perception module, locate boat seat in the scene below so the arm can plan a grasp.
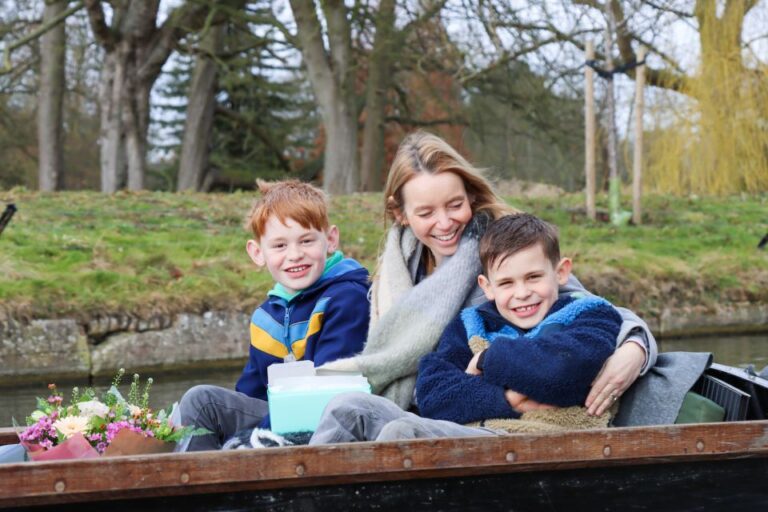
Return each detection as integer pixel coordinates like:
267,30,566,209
691,373,750,421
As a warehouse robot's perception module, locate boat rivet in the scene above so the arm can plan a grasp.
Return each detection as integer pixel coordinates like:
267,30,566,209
403,458,413,469
54,480,66,493
506,452,516,463
603,445,612,457
180,473,190,484
296,464,305,476
696,440,705,452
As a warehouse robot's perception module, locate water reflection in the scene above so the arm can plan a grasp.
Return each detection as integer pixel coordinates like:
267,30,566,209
660,334,768,369
2,334,767,428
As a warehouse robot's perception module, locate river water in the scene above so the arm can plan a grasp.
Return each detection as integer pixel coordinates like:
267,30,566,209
2,334,767,428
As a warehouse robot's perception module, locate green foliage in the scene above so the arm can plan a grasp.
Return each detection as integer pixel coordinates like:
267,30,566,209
463,62,585,191
0,189,765,322
155,5,318,191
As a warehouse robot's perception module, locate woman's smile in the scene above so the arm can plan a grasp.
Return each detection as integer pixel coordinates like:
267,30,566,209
400,172,473,266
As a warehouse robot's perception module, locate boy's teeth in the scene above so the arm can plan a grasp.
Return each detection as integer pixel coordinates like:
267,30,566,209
287,266,308,273
514,305,536,312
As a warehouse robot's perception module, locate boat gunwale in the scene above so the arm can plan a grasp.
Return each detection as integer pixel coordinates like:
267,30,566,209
1,420,768,508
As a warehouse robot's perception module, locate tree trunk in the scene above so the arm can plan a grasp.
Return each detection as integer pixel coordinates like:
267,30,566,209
37,0,67,191
98,50,126,193
359,0,396,192
85,0,240,192
125,78,151,191
177,24,225,191
290,0,358,194
323,106,358,194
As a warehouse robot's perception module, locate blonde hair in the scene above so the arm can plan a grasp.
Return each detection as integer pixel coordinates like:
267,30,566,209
383,131,514,223
246,179,329,241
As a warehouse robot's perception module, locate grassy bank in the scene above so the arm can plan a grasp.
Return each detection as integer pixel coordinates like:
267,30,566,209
0,188,766,323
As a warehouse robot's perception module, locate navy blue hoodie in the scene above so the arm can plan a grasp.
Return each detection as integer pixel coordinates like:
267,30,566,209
235,253,370,401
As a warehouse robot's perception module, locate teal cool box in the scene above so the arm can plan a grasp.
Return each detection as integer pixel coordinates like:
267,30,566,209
267,366,371,434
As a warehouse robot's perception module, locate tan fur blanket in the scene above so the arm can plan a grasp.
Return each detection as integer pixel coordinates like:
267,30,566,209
466,336,616,433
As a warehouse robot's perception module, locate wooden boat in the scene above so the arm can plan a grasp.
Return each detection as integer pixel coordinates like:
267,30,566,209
1,363,767,511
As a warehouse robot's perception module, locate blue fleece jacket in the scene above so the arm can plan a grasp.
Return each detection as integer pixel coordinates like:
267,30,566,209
235,253,370,402
416,293,621,425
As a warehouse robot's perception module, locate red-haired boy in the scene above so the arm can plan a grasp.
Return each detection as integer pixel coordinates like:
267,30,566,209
179,180,370,450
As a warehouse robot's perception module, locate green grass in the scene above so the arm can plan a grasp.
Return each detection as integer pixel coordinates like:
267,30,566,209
0,188,766,322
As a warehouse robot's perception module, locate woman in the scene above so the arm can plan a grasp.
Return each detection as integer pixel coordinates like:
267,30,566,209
320,131,656,418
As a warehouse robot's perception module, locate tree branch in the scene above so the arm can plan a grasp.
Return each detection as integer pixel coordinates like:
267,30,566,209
83,0,116,50
215,105,292,173
1,1,84,75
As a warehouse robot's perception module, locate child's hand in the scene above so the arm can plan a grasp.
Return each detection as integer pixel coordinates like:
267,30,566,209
465,352,483,375
504,390,556,413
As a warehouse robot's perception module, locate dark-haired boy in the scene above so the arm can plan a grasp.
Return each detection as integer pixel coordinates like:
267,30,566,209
310,213,620,442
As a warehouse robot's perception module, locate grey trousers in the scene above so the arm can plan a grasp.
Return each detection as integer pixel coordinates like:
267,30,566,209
309,392,497,445
177,385,270,451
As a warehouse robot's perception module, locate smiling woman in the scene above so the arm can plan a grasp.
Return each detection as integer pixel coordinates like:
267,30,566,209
396,172,473,268
312,131,661,445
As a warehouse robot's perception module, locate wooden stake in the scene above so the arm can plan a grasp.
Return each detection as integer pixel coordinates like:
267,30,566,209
585,40,596,221
632,47,646,225
604,4,621,225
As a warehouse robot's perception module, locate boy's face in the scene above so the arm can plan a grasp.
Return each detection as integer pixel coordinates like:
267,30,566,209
477,243,572,330
246,216,339,295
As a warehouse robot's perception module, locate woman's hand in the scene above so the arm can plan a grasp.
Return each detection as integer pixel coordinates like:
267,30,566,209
586,342,645,416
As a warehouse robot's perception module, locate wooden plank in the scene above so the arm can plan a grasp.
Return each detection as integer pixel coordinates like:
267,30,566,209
0,428,17,446
2,421,768,508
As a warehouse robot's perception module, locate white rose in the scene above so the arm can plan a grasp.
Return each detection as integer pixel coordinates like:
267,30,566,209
53,415,91,438
76,400,110,419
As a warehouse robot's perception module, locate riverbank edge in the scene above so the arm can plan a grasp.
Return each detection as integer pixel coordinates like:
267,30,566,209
2,304,767,387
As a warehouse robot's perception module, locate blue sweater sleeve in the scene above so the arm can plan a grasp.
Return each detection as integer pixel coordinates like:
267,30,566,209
309,282,369,367
416,317,520,424
482,304,620,407
235,345,268,399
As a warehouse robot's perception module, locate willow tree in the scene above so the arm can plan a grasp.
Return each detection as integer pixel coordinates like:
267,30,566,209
644,1,768,194
458,0,768,195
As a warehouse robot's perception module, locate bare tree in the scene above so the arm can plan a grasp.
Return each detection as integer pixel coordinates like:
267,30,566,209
287,0,358,194
38,0,68,191
83,0,242,192
177,23,225,191
359,0,396,192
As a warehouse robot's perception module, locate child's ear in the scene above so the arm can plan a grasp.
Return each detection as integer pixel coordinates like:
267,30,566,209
477,274,495,302
246,239,266,267
555,257,573,285
326,225,340,253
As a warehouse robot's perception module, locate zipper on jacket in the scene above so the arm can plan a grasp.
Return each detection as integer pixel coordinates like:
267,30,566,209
282,305,295,362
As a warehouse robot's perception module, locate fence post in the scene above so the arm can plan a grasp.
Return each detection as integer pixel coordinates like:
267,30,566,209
585,40,596,221
632,47,647,225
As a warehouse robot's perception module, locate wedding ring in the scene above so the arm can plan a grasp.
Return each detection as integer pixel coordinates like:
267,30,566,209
610,393,619,402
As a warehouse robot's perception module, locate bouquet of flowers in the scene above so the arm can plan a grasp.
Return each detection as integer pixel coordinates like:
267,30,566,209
17,369,207,460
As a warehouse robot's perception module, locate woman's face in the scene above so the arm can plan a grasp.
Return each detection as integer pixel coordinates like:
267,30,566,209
398,171,473,266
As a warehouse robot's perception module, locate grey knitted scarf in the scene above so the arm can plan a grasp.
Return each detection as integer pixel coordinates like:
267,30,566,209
354,215,487,409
